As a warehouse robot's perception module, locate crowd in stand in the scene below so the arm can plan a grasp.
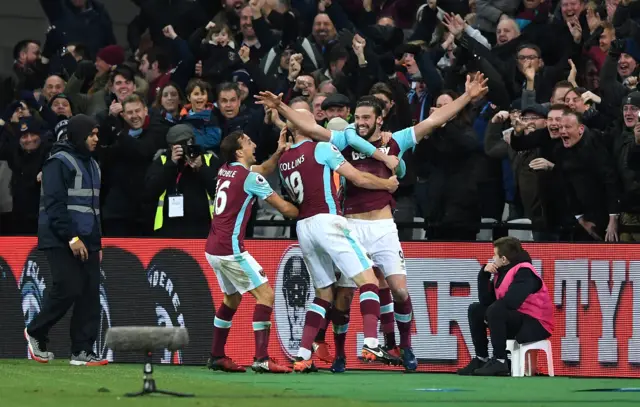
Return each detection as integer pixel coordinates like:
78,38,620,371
1,0,640,242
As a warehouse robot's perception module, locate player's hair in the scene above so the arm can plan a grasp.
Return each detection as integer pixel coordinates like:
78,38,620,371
355,96,383,117
220,130,245,163
493,237,524,263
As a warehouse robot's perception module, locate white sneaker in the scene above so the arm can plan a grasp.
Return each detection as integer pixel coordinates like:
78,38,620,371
70,350,108,366
24,328,50,363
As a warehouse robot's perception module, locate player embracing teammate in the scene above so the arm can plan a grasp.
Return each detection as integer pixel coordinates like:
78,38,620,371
256,72,488,373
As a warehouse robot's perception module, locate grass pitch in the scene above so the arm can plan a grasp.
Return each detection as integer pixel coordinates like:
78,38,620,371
1,360,639,407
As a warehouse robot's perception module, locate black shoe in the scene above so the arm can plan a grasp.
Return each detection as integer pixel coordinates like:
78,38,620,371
474,357,510,376
457,357,486,375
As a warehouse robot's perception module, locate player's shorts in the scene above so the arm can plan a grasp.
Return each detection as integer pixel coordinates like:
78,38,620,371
346,218,406,278
205,251,268,295
296,214,373,289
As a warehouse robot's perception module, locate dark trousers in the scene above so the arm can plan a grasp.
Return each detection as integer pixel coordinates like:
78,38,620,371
468,301,550,360
27,248,101,354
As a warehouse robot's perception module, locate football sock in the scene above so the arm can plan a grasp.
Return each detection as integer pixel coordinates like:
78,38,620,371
314,307,331,342
395,296,413,348
359,284,380,348
252,304,273,360
332,308,350,357
211,303,237,357
297,297,331,360
379,288,396,348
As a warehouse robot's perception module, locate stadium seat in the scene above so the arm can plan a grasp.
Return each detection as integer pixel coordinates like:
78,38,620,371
476,218,497,241
506,339,554,377
412,217,426,240
507,219,534,242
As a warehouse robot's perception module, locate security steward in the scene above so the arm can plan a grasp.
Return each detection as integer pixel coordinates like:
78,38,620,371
25,114,107,366
145,124,221,237
457,237,554,376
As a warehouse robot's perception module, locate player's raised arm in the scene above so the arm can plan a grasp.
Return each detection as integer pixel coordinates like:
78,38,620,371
255,91,332,141
251,127,289,176
413,73,489,143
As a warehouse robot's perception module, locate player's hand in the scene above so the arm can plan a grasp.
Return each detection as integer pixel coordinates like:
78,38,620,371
465,72,489,100
277,126,290,153
255,91,283,110
36,171,42,183
386,175,399,193
171,144,184,164
380,131,392,145
484,263,498,274
383,155,399,171
70,238,88,261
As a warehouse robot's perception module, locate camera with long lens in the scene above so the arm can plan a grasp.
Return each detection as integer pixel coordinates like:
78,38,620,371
183,143,203,159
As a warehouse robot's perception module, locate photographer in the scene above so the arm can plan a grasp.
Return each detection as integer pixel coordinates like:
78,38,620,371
145,124,221,238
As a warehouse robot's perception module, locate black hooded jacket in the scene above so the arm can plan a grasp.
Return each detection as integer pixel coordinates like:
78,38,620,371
477,251,543,310
37,115,101,251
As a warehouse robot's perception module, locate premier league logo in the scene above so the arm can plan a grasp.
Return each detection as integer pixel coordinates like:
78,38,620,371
274,245,312,360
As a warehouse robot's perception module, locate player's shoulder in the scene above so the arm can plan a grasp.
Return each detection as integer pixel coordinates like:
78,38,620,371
315,141,341,155
246,170,268,185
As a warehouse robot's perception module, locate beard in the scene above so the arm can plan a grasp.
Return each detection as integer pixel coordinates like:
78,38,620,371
358,125,377,140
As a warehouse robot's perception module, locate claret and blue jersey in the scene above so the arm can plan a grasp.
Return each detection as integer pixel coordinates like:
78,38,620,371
278,139,346,219
330,124,417,214
205,162,274,256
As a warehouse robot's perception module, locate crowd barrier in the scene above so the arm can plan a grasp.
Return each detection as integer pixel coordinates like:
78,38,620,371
0,237,638,378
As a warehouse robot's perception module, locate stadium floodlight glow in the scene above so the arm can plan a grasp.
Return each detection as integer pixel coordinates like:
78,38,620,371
105,326,193,397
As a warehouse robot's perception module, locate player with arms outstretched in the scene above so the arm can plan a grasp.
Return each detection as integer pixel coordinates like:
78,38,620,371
205,129,298,374
268,108,400,372
256,73,489,372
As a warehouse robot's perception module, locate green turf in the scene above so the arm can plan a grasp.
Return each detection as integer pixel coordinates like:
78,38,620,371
0,360,639,407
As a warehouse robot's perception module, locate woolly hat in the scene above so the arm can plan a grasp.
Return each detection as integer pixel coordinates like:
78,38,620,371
97,45,125,66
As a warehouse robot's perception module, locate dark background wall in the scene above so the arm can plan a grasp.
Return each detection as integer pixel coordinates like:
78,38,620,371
0,0,137,75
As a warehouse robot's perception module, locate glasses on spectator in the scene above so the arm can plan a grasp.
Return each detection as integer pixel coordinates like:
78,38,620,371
517,55,539,61
521,115,541,121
